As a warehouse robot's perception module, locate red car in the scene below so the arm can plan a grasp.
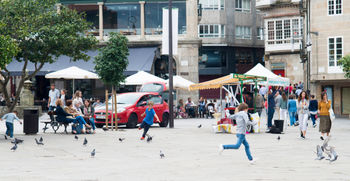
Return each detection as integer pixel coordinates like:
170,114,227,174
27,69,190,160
94,92,169,128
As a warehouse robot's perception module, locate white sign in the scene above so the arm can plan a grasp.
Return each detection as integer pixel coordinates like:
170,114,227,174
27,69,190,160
180,60,188,66
162,8,178,55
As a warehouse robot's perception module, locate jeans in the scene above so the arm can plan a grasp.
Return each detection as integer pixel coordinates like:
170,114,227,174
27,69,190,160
199,106,206,118
223,134,253,161
299,113,309,131
66,116,87,132
6,122,14,138
267,108,275,128
89,118,96,130
49,106,56,121
289,111,296,126
310,114,316,125
139,121,151,138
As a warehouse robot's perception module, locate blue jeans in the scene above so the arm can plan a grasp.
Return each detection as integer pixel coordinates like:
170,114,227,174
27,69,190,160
6,122,14,138
267,108,275,128
289,111,296,126
89,118,96,130
139,121,151,138
66,116,87,132
223,134,253,161
310,114,316,125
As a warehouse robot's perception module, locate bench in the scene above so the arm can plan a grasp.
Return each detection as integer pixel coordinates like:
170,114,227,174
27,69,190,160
41,111,70,134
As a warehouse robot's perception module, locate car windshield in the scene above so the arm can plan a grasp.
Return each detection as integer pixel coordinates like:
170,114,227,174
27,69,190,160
108,94,141,105
140,83,164,93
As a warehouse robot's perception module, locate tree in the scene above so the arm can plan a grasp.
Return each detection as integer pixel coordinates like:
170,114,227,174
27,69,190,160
0,0,98,112
94,32,129,87
338,55,350,79
0,34,19,70
94,32,129,130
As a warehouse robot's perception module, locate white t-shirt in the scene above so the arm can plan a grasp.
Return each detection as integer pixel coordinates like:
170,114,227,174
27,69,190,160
49,89,60,106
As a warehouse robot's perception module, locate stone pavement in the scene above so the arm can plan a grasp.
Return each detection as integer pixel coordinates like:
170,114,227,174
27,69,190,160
0,114,349,181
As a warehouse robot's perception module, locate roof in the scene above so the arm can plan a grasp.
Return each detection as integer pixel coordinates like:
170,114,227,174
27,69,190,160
6,47,157,76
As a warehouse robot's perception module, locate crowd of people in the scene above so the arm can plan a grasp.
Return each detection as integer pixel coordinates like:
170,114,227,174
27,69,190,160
176,97,222,119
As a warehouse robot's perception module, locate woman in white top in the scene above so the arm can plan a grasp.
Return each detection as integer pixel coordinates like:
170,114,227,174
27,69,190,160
297,91,309,139
73,90,83,108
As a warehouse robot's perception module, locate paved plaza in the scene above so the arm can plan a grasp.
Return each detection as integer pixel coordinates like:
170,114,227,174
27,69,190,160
0,114,349,181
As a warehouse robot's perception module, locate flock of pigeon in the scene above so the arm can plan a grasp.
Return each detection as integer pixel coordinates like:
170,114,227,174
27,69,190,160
315,136,338,162
6,131,164,159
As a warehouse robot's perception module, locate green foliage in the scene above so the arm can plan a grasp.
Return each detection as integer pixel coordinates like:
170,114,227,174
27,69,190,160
0,34,19,69
0,0,98,111
338,55,350,79
94,33,129,87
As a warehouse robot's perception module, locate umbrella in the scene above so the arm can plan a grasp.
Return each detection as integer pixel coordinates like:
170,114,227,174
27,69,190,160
45,66,99,93
123,71,165,85
166,75,194,90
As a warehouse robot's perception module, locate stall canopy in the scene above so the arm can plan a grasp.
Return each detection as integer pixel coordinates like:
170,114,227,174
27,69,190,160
166,75,194,90
189,74,265,91
123,71,165,85
244,63,290,86
45,66,99,79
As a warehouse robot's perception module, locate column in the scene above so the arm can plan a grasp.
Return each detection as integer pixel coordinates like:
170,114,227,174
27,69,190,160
140,1,145,39
56,3,62,14
98,2,104,41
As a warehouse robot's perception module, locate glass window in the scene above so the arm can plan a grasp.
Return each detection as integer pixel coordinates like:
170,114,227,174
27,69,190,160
275,20,283,44
145,1,186,35
68,5,99,30
199,49,227,68
104,4,141,35
266,18,302,45
267,21,274,44
283,20,291,43
257,27,264,40
199,0,224,10
198,24,225,38
328,37,342,67
328,0,342,15
149,96,162,105
235,0,250,12
235,26,251,39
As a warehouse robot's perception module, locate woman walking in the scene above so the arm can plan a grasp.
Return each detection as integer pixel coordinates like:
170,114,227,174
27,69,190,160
297,91,309,139
318,92,332,140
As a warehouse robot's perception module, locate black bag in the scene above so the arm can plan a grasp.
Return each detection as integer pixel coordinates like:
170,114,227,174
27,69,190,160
269,125,282,134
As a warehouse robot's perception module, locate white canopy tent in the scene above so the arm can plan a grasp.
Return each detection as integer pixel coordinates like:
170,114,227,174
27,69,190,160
45,66,99,93
166,75,194,90
123,71,165,85
244,63,290,86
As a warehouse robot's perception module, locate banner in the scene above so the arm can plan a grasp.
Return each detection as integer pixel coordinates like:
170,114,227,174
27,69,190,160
162,8,178,55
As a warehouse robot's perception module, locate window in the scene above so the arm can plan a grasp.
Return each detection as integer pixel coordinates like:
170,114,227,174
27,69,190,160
199,49,227,68
199,0,225,10
328,0,342,15
235,0,250,12
257,27,264,40
266,17,303,45
236,26,251,39
198,24,225,38
328,37,343,67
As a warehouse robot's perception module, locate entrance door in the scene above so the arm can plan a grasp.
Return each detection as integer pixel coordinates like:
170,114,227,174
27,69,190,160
342,87,350,115
323,86,333,107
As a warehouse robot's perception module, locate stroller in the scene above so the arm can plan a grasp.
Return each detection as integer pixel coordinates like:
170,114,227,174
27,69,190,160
206,103,215,119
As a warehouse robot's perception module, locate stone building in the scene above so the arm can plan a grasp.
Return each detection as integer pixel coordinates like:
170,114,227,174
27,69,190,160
197,0,265,99
309,0,350,116
256,0,304,84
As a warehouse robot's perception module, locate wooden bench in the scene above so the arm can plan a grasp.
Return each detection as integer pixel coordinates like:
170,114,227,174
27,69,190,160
41,111,71,134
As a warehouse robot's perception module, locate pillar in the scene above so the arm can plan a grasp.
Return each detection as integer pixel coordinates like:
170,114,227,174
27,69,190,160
98,2,104,41
140,1,145,39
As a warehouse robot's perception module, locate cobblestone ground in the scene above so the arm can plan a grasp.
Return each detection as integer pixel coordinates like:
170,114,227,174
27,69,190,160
0,114,349,181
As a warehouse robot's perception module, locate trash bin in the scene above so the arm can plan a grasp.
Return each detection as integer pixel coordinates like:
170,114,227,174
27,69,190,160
23,108,39,134
274,119,284,133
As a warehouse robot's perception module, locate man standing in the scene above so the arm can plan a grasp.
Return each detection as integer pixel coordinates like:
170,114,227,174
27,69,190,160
267,89,277,129
47,83,60,111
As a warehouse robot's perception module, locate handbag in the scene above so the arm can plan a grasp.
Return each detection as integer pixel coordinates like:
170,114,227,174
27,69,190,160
329,108,335,122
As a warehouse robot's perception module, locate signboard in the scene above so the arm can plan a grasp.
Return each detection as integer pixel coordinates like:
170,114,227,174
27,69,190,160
162,8,178,55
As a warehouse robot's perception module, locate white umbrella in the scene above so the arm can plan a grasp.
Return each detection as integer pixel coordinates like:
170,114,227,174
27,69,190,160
166,75,194,90
45,66,99,93
123,71,165,85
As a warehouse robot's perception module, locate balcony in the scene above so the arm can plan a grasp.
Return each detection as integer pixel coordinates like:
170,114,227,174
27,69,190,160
256,0,276,8
265,38,302,53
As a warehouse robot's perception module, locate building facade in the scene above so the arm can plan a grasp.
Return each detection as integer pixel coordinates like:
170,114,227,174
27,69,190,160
309,0,350,116
256,0,305,84
197,0,265,99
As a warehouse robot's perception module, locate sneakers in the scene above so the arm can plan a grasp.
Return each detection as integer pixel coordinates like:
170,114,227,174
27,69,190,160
140,137,145,140
249,158,258,165
218,144,224,155
138,127,142,130
313,124,317,128
320,136,324,140
301,135,305,139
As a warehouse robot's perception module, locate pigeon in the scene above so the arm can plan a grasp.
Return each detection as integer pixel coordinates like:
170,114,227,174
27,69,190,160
74,135,79,140
102,127,108,131
160,150,165,159
11,144,17,151
91,149,96,157
11,138,24,144
315,145,325,160
146,134,153,143
35,138,44,145
83,138,88,146
4,135,8,140
198,124,202,128
118,138,125,142
39,137,43,142
329,147,338,162
277,136,280,141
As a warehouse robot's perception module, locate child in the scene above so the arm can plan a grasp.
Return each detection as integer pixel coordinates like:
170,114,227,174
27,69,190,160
218,103,256,163
1,110,22,139
139,101,160,140
309,95,318,128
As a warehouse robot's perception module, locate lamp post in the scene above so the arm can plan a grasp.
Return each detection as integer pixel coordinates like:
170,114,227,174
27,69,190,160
168,0,174,128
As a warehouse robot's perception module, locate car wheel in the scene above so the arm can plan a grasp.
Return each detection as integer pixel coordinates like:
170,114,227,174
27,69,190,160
159,113,169,127
96,124,104,128
126,113,138,128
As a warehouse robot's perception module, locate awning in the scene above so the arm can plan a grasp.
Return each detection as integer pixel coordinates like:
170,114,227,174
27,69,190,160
6,47,157,76
244,63,290,86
